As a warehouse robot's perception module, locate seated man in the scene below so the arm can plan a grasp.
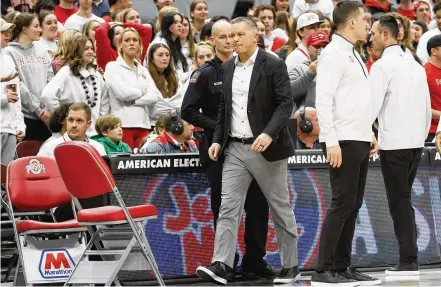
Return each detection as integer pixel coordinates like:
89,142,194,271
145,112,198,154
38,102,106,159
293,106,321,149
91,114,132,154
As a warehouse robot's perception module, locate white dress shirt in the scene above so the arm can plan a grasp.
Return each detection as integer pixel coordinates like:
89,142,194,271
37,132,106,159
316,34,373,147
230,48,258,139
416,28,441,65
370,45,431,150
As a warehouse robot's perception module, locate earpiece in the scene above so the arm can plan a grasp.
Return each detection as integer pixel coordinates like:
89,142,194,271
299,106,313,134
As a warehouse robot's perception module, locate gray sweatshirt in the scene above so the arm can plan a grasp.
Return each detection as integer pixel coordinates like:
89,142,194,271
4,42,54,119
288,61,316,108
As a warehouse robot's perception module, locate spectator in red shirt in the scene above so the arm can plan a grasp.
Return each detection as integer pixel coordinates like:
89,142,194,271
397,0,415,20
55,0,78,24
424,34,441,141
414,0,431,26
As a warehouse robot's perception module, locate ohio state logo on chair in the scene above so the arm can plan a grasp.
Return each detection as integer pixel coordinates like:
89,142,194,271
54,141,165,286
5,157,87,285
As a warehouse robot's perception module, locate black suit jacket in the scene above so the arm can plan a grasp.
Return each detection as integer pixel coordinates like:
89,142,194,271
213,48,295,162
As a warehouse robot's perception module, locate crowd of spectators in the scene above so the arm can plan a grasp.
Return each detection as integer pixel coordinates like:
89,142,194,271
1,0,441,165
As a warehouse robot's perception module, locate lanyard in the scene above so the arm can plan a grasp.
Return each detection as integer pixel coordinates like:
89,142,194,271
296,47,309,59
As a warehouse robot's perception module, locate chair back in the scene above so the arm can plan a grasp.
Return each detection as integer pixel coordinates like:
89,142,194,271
7,157,72,211
16,141,43,158
54,141,115,199
1,164,7,185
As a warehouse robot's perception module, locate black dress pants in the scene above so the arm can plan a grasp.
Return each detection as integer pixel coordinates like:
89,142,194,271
206,157,269,265
317,141,370,272
380,148,422,265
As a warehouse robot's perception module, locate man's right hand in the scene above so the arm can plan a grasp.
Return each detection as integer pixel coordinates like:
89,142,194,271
39,109,51,123
208,143,221,161
309,60,318,74
327,145,342,168
6,89,19,103
436,132,441,154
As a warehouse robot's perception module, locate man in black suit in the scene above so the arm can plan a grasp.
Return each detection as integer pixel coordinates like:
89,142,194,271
196,17,300,285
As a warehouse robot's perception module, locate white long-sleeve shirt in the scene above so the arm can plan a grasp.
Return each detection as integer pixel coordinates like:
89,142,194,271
316,34,373,147
104,57,159,129
41,66,110,137
370,45,431,150
416,28,441,65
292,0,334,21
1,52,25,135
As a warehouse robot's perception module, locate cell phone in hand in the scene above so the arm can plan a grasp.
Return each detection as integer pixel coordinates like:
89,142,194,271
6,84,17,92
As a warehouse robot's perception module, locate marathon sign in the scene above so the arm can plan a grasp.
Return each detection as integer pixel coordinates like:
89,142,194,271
111,154,441,278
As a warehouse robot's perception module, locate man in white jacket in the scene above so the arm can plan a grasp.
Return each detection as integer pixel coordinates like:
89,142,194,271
370,15,432,277
1,19,25,165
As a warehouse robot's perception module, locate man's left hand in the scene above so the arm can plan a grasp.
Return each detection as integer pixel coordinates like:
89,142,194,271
369,136,378,157
251,133,272,152
435,132,441,154
16,130,25,142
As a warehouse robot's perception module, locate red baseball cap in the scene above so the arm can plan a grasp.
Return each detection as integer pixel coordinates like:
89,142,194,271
307,31,330,47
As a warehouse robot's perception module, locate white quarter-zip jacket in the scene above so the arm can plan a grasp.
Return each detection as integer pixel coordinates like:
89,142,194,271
1,51,25,135
104,57,159,129
316,34,373,147
370,45,431,150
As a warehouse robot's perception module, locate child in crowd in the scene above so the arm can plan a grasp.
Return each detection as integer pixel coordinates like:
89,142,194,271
91,114,132,154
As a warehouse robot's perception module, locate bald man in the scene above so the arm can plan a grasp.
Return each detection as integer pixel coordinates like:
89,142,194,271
182,20,276,280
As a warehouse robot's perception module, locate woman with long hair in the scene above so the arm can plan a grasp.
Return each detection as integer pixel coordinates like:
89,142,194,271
319,16,333,38
82,19,100,44
181,15,195,67
150,12,191,83
104,28,160,150
147,43,184,127
232,0,256,19
5,13,53,141
52,29,82,74
95,10,152,72
190,0,208,43
275,17,297,61
35,11,58,56
41,35,110,137
271,0,290,13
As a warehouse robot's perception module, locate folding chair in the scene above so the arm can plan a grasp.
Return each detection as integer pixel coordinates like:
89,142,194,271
16,140,43,158
5,156,87,286
54,141,165,286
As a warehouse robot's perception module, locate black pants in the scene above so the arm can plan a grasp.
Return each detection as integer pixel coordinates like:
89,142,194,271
426,133,435,142
317,141,370,272
23,117,51,142
206,157,269,266
380,148,422,265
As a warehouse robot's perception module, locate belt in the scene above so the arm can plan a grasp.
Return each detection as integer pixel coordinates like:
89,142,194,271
229,137,255,144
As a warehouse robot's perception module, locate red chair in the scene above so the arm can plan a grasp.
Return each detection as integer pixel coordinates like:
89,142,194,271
54,141,164,286
5,156,86,285
15,140,43,158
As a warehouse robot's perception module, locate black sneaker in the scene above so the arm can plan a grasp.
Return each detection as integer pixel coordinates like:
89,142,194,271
385,262,419,276
196,261,234,285
311,271,359,286
342,267,381,285
273,266,301,284
242,260,278,278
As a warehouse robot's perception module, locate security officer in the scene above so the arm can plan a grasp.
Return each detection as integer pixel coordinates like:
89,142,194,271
181,20,275,278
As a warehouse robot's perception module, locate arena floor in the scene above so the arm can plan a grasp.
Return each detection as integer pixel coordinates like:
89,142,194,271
123,266,441,286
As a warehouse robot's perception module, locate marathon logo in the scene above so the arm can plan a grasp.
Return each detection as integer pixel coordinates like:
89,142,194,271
117,158,201,170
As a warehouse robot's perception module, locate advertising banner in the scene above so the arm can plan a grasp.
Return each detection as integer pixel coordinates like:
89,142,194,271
112,164,441,277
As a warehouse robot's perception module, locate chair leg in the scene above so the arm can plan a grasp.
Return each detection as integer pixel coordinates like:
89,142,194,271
3,252,18,282
135,222,165,286
104,236,137,286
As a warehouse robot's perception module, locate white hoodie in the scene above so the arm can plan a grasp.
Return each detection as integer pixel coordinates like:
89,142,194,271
104,57,159,129
1,51,25,135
